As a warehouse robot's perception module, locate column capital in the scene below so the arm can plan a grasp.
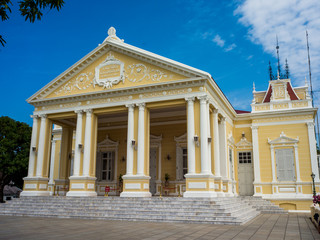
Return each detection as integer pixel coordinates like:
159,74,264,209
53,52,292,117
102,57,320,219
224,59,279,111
306,122,315,128
251,125,258,130
197,95,208,102
212,109,219,114
185,96,195,102
84,109,93,114
30,115,39,119
220,116,226,122
125,103,135,109
136,103,145,109
39,114,47,119
75,110,83,114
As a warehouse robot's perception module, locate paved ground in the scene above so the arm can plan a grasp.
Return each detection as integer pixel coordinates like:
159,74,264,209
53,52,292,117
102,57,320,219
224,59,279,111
0,213,319,240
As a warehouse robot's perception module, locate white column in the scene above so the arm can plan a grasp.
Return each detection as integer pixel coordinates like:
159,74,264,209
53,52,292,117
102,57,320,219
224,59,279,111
126,104,135,176
48,139,57,184
36,114,47,177
83,109,93,177
158,144,162,181
73,110,83,177
27,115,39,177
137,103,145,176
199,96,209,174
294,144,301,182
251,126,261,182
207,103,212,174
307,122,319,181
186,97,195,174
219,117,228,178
270,146,276,182
213,109,220,177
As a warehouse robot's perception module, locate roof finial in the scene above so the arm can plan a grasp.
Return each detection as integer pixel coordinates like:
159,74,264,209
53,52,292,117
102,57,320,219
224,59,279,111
253,82,256,92
103,26,124,43
305,76,308,86
276,35,281,77
277,69,280,80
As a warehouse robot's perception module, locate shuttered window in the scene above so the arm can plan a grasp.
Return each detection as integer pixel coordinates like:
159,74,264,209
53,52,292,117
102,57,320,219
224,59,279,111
275,148,295,181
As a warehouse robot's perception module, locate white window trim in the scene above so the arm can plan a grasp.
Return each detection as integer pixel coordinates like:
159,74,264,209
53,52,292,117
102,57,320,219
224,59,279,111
96,135,119,182
268,132,300,183
174,133,187,181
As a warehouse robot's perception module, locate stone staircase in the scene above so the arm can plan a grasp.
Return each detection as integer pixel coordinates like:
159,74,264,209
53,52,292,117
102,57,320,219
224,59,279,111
239,196,288,214
0,196,260,225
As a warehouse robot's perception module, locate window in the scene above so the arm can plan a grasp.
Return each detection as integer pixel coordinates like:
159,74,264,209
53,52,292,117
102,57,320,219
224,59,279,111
275,148,295,181
238,151,252,164
101,151,115,181
182,148,188,178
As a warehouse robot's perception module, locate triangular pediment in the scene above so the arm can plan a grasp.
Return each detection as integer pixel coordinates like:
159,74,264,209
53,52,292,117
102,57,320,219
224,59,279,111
268,132,299,145
28,31,210,103
236,136,252,149
97,135,118,151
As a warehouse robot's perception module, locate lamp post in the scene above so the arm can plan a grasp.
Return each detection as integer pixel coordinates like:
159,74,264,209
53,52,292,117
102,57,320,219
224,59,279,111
311,172,316,196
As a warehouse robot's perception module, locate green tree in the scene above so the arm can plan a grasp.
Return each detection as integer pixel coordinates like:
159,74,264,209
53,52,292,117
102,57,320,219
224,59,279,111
0,116,31,202
0,0,64,46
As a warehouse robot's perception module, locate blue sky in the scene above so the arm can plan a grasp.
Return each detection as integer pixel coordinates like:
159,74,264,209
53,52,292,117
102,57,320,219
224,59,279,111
1,0,319,125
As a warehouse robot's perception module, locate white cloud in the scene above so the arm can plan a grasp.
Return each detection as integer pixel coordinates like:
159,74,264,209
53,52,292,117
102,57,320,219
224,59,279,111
225,43,237,52
212,34,225,47
235,0,320,89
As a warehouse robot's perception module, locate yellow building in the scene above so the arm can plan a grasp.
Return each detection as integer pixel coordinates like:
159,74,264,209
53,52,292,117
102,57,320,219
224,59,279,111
21,27,319,210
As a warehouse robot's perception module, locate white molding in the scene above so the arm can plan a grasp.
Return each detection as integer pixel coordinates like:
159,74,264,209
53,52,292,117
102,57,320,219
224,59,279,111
183,191,217,198
120,192,151,197
188,182,206,189
71,183,85,189
125,183,140,189
24,184,37,189
235,124,251,128
66,191,97,197
20,191,50,197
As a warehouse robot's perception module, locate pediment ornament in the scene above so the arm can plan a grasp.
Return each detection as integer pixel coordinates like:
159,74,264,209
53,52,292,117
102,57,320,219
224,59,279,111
94,53,124,89
236,135,252,149
174,133,187,147
97,135,119,151
268,132,299,145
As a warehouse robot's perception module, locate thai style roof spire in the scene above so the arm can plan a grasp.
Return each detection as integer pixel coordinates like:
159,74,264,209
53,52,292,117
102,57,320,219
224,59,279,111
253,82,256,92
268,61,274,80
285,58,290,79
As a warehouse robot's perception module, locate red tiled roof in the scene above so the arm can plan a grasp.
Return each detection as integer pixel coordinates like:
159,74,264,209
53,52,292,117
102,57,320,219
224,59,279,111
235,110,251,114
263,82,299,103
286,82,299,100
263,85,272,103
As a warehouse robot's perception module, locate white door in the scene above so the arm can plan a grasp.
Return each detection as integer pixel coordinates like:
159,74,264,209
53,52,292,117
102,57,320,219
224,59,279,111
238,151,254,196
149,148,157,195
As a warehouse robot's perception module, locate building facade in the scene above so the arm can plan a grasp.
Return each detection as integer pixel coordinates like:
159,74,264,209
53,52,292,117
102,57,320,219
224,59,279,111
21,27,319,210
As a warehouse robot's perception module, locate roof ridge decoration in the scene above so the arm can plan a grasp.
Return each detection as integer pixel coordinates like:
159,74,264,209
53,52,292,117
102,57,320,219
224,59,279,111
103,27,124,43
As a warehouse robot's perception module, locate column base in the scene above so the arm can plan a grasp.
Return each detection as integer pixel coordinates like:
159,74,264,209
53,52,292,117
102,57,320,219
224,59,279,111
22,177,49,196
184,173,217,198
67,176,97,197
121,175,151,198
20,191,50,197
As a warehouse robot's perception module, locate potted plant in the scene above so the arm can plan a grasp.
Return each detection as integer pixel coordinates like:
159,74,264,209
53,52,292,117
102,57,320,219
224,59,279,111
118,174,123,193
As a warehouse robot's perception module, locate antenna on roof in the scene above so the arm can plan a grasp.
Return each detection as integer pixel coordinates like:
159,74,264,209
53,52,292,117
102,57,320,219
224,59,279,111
306,30,319,148
276,36,281,77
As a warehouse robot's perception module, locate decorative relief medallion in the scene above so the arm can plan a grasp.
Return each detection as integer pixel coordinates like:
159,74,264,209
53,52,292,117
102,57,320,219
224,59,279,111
55,72,93,95
94,53,124,89
126,63,170,82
